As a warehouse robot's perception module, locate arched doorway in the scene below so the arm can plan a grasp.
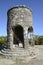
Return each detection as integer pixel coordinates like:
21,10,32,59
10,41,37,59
13,25,24,48
28,26,33,45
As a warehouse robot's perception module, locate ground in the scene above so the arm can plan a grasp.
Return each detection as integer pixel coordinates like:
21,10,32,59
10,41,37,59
0,45,43,65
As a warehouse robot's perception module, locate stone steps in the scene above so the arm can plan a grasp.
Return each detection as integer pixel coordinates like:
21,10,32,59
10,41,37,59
1,47,39,59
1,48,29,56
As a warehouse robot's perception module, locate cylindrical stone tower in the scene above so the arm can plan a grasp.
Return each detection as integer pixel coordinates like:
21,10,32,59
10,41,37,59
7,6,34,50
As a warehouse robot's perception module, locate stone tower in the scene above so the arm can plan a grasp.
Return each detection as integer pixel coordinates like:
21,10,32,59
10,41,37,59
1,6,39,64
7,6,34,50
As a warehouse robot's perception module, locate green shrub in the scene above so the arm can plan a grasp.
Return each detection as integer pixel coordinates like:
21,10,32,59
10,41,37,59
29,36,43,45
34,36,43,45
0,36,7,47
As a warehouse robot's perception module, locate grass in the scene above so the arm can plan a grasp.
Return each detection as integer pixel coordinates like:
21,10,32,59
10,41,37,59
0,54,5,59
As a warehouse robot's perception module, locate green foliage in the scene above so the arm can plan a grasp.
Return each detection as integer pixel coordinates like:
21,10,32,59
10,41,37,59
29,36,43,45
0,36,7,47
38,36,43,45
34,36,43,45
35,38,39,45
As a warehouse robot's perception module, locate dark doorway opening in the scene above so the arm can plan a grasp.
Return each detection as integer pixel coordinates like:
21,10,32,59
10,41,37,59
28,26,33,45
13,25,24,48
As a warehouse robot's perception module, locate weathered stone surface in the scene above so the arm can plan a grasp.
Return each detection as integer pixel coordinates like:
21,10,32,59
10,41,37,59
0,45,40,65
7,6,34,49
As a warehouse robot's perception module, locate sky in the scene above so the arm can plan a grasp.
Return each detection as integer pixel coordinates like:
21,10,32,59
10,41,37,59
0,0,43,36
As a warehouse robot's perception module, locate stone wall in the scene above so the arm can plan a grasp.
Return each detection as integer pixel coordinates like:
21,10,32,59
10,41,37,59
7,6,34,49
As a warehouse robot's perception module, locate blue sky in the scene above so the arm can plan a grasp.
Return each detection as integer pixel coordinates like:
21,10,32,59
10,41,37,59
0,0,43,36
